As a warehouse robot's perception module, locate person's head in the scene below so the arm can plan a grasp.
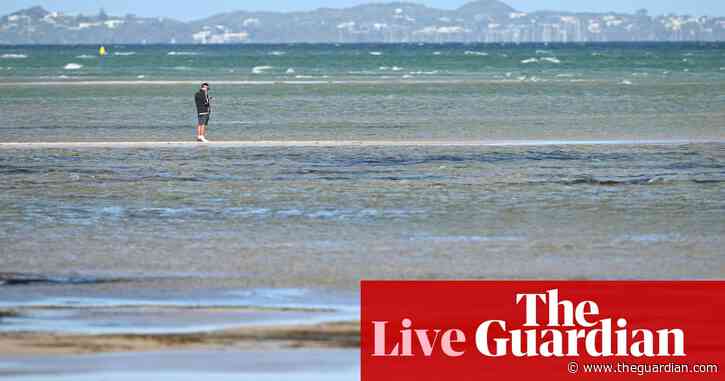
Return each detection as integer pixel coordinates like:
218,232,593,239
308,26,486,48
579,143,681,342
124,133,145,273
201,83,210,92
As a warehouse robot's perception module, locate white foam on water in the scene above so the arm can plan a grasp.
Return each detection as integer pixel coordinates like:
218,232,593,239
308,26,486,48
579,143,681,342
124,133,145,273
540,57,561,64
252,66,273,74
286,68,295,74
536,49,552,55
173,66,192,71
522,57,560,64
621,80,633,85
409,70,438,75
433,51,442,55
167,51,200,56
402,74,413,79
0,78,611,87
114,52,136,56
464,50,488,56
1,53,27,59
63,63,83,70
75,54,95,59
269,51,286,56
369,51,382,56
137,75,146,79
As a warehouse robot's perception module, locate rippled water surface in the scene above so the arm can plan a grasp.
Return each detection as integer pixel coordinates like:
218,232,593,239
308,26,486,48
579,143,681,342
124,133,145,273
1,144,723,288
1,43,724,142
1,43,724,292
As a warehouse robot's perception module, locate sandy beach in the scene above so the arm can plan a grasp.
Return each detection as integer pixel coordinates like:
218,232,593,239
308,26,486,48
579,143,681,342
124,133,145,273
0,321,359,356
0,139,719,149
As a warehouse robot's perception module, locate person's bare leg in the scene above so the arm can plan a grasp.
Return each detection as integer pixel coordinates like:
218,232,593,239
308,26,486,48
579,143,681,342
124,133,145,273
196,124,203,140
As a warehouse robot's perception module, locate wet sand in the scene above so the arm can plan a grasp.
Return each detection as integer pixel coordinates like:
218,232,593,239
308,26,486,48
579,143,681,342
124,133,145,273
0,139,720,149
0,321,358,356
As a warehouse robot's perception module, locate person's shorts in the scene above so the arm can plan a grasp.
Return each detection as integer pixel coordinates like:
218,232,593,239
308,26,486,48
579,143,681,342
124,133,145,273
198,113,210,126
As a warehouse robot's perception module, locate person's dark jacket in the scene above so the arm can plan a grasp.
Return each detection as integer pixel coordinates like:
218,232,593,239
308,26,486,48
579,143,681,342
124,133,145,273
195,90,211,115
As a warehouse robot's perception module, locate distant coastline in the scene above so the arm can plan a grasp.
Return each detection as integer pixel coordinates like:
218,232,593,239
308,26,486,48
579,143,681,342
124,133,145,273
1,1,724,44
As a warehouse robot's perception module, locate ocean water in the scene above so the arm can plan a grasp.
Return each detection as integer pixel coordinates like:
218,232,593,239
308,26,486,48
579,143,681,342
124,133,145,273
0,43,723,142
0,43,724,291
0,44,723,379
1,144,723,289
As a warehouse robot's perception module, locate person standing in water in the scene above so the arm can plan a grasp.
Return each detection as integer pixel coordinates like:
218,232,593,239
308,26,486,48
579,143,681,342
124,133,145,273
194,83,212,143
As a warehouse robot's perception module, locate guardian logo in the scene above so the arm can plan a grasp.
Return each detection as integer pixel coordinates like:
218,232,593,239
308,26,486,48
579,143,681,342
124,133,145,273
362,281,724,381
371,289,685,358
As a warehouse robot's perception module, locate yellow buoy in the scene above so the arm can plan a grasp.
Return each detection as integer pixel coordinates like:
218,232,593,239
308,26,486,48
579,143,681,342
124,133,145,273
99,46,108,56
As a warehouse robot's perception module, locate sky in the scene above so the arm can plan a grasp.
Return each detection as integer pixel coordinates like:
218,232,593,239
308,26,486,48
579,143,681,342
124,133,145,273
4,1,724,21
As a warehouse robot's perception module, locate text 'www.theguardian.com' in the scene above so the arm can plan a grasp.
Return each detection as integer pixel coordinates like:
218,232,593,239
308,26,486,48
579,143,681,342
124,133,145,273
570,361,719,376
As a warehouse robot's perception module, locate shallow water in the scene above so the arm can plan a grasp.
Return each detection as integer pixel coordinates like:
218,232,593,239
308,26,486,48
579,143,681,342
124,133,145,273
0,349,359,381
1,43,724,143
1,144,723,290
0,287,358,334
0,44,723,350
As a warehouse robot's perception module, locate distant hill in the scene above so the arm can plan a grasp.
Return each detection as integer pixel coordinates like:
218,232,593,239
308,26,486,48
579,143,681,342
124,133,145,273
1,1,723,44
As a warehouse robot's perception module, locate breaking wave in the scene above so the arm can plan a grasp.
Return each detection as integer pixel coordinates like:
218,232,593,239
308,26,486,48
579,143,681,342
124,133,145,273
521,57,561,64
167,51,200,56
540,57,561,64
252,66,273,74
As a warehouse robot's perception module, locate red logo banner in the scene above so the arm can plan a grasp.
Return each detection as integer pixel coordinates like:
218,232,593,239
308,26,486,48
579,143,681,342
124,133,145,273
361,281,724,380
